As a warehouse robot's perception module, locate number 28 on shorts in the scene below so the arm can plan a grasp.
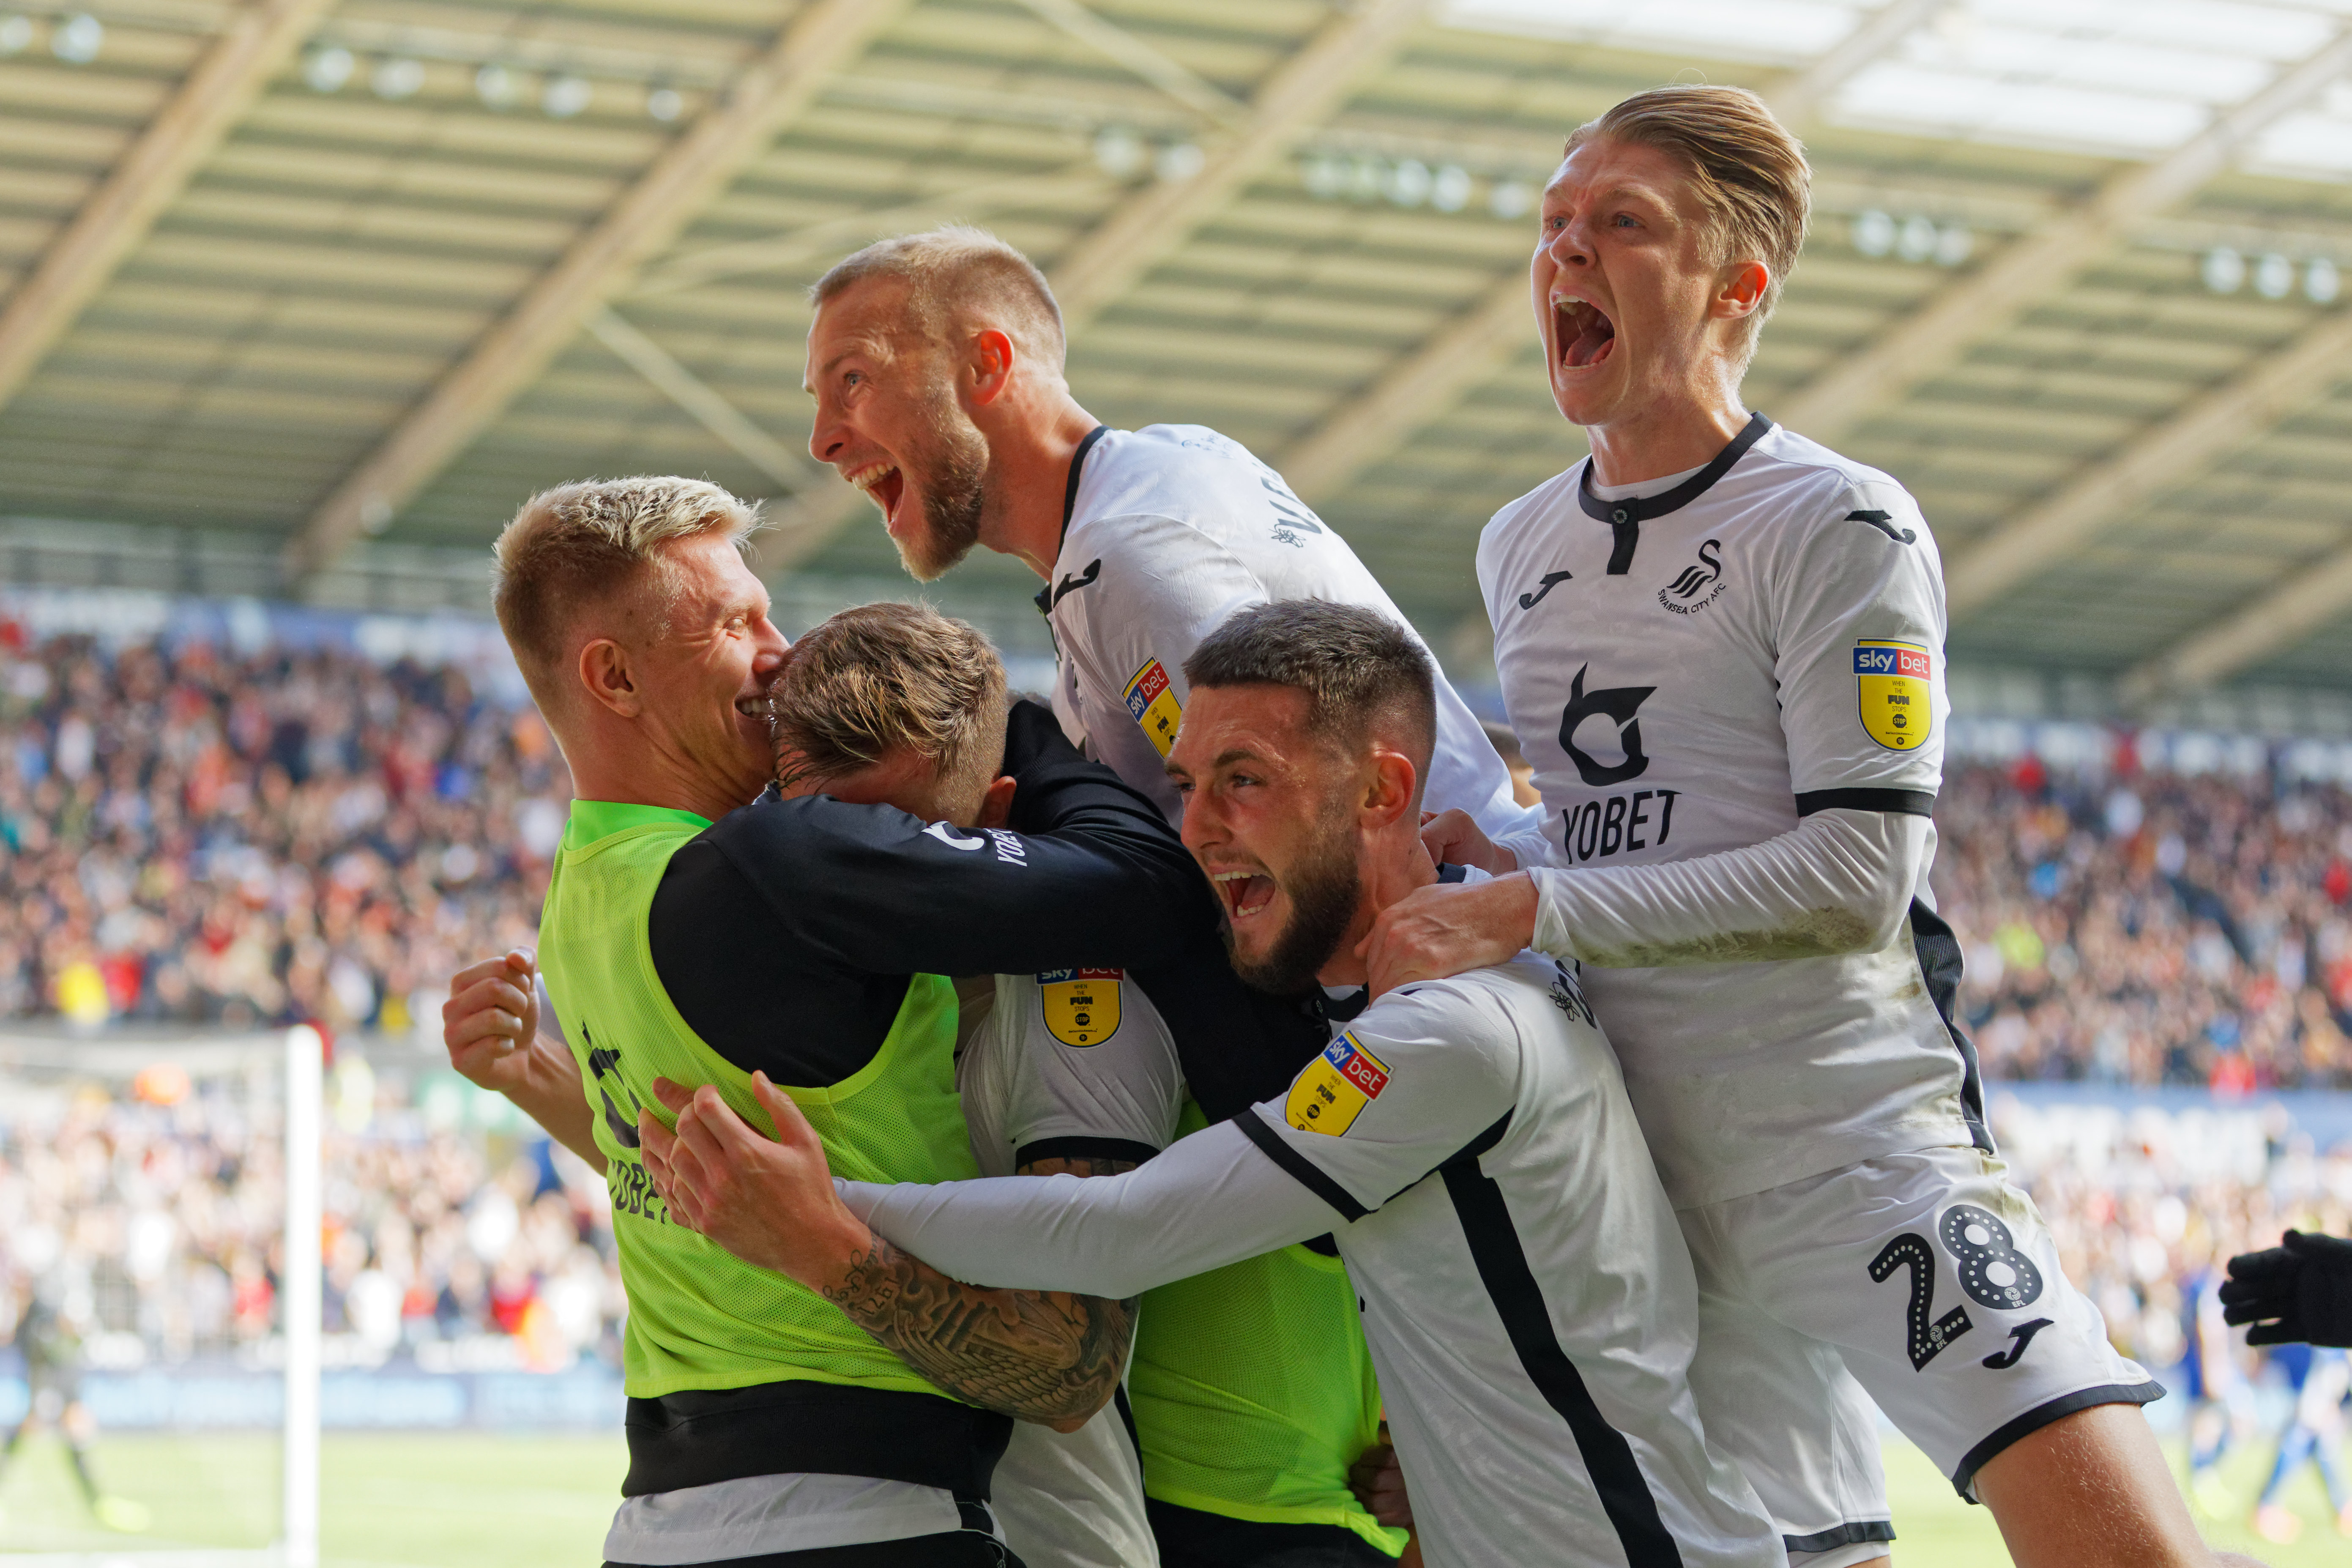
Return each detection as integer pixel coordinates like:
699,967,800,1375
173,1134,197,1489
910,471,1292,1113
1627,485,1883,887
1867,1204,2046,1372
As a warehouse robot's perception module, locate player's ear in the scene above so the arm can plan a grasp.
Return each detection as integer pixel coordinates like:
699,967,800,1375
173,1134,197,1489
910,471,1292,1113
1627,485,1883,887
1715,259,1769,321
968,328,1017,406
1361,747,1419,829
577,638,643,719
975,774,1018,830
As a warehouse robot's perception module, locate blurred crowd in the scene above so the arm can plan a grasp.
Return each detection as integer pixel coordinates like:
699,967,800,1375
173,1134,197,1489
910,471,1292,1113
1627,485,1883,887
5,623,2352,1409
1934,757,2352,1089
0,625,558,1036
0,1065,624,1374
4,623,2349,1099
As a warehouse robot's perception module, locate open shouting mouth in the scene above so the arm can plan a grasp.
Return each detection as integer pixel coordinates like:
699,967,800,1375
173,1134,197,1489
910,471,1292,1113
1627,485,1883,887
1555,296,1616,370
1211,867,1279,922
845,460,907,531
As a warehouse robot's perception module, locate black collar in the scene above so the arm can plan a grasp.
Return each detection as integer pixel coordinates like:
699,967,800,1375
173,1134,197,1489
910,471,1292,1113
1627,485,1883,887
1320,986,1370,1024
1576,411,1772,574
1063,423,1111,531
1035,424,1113,614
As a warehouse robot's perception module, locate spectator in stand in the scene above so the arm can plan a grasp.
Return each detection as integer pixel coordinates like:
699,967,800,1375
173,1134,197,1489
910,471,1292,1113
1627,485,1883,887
1934,756,2352,1089
0,1066,625,1374
0,628,560,1035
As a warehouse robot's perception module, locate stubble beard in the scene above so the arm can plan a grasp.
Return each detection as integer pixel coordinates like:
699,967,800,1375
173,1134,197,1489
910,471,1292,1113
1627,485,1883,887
893,381,990,583
1225,805,1363,997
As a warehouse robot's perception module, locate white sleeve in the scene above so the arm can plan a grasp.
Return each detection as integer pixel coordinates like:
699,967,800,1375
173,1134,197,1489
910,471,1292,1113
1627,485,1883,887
999,975,1186,1168
1054,512,1268,818
1526,479,1944,967
1493,825,1553,874
1530,807,1929,968
840,1119,1336,1299
1230,979,1521,1218
1773,476,1947,802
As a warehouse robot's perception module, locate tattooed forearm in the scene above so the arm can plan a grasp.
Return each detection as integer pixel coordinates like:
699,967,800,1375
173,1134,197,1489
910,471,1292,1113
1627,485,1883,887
819,1155,1139,1428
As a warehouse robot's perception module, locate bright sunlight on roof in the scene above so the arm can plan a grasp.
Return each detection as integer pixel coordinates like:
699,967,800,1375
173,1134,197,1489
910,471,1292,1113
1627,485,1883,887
1442,0,2352,178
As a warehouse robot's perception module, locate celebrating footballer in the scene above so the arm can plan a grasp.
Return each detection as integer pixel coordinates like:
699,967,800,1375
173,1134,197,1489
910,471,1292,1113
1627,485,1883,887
440,83,2262,1568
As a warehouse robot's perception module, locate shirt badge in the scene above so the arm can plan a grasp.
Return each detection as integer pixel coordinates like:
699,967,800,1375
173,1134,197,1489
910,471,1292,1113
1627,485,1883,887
1285,1032,1390,1137
1657,538,1726,615
1037,968,1121,1046
1123,658,1183,758
1854,640,1932,750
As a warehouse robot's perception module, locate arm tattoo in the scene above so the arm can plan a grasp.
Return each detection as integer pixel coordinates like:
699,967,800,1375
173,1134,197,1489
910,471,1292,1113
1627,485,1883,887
821,1156,1139,1426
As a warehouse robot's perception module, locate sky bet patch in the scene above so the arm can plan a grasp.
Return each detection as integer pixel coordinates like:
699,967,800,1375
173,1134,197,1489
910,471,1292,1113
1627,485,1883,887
1286,1032,1391,1137
1854,640,1932,751
1124,658,1183,758
1037,967,1121,1046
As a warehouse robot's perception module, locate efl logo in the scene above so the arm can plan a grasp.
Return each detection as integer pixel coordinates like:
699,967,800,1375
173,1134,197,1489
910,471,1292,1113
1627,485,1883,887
1284,1032,1390,1137
1123,658,1183,758
1854,639,1933,751
1037,968,1123,1046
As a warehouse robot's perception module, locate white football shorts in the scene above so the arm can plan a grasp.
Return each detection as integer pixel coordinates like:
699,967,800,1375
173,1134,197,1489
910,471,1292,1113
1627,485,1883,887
1678,1144,2161,1563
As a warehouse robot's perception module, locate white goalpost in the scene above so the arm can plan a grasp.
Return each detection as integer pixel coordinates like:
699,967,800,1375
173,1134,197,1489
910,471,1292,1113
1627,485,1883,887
0,1026,325,1568
280,1025,323,1568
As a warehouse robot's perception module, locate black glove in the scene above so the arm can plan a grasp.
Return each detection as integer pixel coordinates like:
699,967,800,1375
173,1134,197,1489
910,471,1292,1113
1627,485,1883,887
2221,1229,2352,1348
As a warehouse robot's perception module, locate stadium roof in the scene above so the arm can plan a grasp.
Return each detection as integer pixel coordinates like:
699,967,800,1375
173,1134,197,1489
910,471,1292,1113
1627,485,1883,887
4,0,2352,708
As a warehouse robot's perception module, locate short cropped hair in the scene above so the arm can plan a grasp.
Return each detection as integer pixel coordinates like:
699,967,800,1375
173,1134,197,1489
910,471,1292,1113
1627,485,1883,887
769,602,1009,803
1567,85,1810,363
812,224,1066,371
1184,601,1436,804
492,477,760,701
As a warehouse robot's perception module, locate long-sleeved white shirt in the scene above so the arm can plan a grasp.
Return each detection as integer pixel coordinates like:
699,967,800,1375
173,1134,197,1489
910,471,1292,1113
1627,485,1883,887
1479,419,1981,1207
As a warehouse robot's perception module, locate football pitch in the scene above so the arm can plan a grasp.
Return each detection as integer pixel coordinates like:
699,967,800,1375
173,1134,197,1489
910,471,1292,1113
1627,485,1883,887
0,1431,2342,1565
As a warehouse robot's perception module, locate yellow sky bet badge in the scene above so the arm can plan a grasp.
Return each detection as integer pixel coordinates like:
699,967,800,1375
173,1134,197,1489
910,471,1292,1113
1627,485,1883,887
1037,968,1121,1046
1854,639,1932,751
1285,1033,1391,1137
1124,658,1183,758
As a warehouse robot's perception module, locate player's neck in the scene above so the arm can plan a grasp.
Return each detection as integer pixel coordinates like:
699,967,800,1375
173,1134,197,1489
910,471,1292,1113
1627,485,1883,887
1316,835,1440,988
977,391,1106,580
563,723,753,826
1583,392,1750,488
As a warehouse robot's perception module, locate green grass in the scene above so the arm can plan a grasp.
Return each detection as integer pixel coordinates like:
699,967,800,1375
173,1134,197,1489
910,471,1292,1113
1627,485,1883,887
0,1432,623,1566
0,1430,2342,1564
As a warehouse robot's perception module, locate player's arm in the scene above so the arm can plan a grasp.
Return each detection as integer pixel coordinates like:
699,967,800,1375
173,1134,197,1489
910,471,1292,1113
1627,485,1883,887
1370,487,1943,992
715,701,1216,976
842,985,1516,1297
440,950,603,1172
640,1075,1143,1430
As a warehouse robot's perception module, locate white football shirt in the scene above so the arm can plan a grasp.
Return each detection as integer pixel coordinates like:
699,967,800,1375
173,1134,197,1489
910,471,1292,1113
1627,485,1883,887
1477,416,1980,1209
1042,424,1532,836
957,969,1184,1568
843,954,1782,1568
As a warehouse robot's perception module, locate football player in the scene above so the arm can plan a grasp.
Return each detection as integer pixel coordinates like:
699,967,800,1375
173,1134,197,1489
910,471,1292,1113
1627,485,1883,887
1364,85,2245,1568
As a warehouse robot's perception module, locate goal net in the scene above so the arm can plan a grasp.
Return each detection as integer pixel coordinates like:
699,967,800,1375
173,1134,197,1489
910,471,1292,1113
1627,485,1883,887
0,1026,321,1568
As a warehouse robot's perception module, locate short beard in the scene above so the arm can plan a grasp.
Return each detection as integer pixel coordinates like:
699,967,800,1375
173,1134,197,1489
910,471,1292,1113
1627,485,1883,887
1225,810,1362,997
893,380,989,583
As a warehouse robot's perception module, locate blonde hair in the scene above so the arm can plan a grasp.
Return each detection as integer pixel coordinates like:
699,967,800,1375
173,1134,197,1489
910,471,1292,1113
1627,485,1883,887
1567,85,1810,364
491,476,760,701
769,602,1009,805
812,224,1066,370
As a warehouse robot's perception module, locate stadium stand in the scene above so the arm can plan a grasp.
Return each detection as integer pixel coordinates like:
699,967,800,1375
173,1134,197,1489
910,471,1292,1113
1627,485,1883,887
0,625,558,1035
1939,760,2352,1089
0,1072,621,1375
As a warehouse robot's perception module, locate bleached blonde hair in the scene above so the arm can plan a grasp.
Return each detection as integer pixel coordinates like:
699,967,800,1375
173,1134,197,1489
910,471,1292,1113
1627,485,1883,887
491,476,761,703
